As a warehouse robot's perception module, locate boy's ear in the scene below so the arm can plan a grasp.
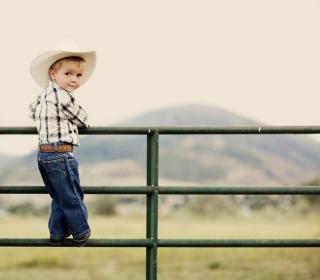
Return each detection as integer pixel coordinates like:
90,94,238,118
48,69,56,80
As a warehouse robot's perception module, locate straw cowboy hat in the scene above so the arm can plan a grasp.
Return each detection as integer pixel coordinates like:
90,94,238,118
30,39,96,87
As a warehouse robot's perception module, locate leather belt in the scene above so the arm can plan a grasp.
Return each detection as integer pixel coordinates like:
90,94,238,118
39,144,73,153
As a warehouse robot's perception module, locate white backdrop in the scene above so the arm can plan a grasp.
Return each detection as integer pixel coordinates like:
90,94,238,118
1,0,320,155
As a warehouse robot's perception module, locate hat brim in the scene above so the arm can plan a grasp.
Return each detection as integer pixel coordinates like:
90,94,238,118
30,50,96,87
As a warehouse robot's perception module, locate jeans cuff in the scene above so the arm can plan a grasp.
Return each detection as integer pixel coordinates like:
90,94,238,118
50,233,64,240
50,230,71,240
73,228,91,240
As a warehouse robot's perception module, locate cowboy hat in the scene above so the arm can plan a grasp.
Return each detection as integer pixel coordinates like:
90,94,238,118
30,39,96,87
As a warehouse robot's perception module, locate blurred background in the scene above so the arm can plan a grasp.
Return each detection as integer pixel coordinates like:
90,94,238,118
1,1,320,279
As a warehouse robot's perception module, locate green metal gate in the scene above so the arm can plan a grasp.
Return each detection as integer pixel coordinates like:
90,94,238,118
1,126,320,280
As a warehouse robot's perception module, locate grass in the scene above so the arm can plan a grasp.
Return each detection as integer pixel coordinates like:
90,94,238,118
0,212,319,279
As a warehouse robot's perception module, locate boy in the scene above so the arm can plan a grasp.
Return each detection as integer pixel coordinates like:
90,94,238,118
28,41,96,246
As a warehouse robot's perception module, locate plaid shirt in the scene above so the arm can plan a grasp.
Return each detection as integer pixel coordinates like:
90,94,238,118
29,80,89,146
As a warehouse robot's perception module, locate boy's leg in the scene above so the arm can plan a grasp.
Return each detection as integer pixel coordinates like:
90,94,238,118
38,153,90,240
37,157,70,239
67,153,88,219
66,153,91,246
49,200,71,237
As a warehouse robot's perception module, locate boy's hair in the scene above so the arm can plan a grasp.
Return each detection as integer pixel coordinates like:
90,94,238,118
49,56,86,72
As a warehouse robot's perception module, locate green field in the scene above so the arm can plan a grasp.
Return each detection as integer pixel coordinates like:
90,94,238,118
0,213,319,279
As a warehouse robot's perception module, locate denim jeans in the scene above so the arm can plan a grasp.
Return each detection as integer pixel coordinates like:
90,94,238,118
37,148,90,240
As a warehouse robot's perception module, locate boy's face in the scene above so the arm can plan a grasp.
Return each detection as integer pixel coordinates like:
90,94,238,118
49,61,84,93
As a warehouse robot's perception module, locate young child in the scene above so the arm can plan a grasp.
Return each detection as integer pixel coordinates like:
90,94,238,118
28,41,96,246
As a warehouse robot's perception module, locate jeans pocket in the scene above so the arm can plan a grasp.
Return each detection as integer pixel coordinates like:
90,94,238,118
42,158,67,180
67,157,80,181
67,156,78,166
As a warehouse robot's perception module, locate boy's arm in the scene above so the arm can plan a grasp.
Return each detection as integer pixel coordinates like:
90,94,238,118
60,92,89,128
28,94,41,121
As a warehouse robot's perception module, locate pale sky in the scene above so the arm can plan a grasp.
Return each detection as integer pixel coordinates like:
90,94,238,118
1,0,320,155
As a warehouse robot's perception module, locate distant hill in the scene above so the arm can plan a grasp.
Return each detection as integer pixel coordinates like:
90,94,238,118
119,104,257,126
0,153,19,169
1,104,320,186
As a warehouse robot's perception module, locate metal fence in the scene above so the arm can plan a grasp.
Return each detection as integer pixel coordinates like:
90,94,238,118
1,126,320,280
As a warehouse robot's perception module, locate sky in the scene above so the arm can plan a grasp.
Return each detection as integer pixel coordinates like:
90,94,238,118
1,0,320,155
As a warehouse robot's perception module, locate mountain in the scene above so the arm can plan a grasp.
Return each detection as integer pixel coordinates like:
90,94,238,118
1,104,320,186
0,153,19,169
119,105,257,126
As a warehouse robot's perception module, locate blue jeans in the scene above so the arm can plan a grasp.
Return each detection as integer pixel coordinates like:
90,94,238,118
37,149,90,240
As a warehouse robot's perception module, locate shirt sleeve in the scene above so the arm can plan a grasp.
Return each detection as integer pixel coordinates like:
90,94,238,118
28,94,41,121
59,91,89,128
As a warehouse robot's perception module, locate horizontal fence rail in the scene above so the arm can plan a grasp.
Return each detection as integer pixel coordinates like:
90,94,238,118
0,239,152,247
1,239,319,247
1,125,320,280
2,125,320,135
1,186,320,195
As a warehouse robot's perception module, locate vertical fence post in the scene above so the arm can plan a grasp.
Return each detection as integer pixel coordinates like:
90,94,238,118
146,129,159,280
